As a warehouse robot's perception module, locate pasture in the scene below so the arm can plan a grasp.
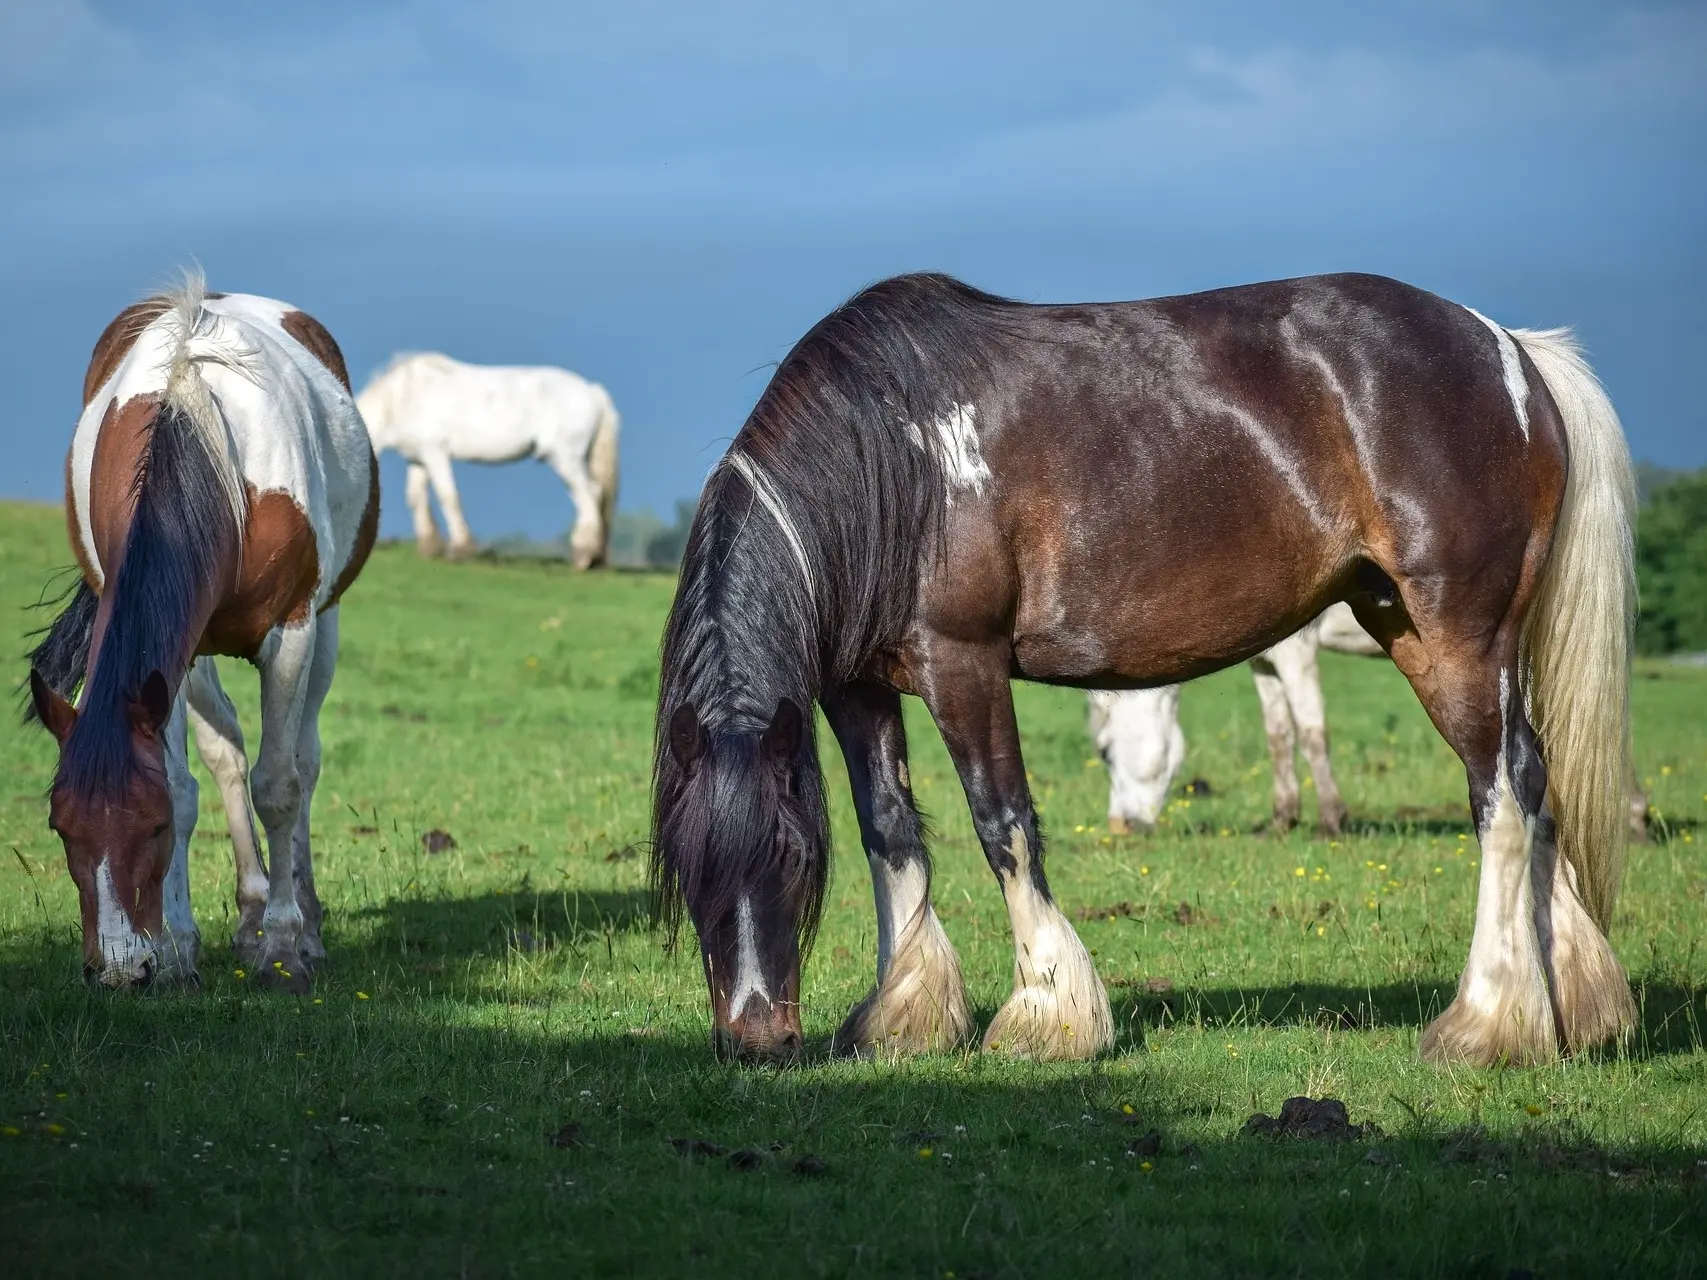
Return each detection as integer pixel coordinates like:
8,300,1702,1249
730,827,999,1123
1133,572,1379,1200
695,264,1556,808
1,498,1703,1277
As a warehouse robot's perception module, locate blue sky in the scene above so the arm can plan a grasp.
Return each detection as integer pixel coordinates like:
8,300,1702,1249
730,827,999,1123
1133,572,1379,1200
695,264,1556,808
3,1,1703,540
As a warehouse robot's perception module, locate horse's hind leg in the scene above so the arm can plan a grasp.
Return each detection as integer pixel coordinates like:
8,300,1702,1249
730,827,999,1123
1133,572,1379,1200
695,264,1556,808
405,461,444,558
1382,617,1559,1065
1248,656,1301,831
545,449,606,571
823,680,973,1055
919,638,1112,1060
1267,626,1347,835
186,658,267,958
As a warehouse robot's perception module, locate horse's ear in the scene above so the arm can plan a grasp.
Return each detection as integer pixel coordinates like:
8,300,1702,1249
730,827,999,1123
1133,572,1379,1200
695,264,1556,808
28,669,77,743
760,698,804,764
129,670,171,737
669,703,706,770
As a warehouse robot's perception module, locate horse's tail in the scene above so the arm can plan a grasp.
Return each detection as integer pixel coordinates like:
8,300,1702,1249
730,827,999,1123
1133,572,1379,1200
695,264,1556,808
22,576,97,725
588,386,621,559
1514,327,1637,930
160,270,249,540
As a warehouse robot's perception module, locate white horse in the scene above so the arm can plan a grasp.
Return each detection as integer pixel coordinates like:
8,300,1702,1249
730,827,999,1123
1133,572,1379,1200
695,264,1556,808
1089,602,1648,837
356,352,621,567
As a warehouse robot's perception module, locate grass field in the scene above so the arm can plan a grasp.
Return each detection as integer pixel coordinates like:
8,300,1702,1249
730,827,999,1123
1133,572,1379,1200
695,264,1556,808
1,497,1704,1277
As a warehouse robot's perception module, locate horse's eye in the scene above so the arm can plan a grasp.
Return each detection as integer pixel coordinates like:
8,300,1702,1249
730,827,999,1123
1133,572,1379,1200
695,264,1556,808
151,822,169,839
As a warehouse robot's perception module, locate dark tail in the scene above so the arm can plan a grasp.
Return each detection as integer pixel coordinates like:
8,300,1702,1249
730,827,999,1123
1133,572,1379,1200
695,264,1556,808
22,576,97,724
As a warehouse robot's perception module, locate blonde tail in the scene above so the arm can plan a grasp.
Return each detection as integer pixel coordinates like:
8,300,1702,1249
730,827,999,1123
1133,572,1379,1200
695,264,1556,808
589,387,621,562
1514,327,1637,930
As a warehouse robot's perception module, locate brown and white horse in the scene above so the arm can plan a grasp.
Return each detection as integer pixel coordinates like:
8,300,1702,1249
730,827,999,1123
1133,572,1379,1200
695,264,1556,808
28,278,377,992
652,272,1636,1069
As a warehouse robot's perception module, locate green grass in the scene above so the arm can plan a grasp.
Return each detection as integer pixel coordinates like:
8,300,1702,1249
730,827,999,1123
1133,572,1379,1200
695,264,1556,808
1,498,1704,1277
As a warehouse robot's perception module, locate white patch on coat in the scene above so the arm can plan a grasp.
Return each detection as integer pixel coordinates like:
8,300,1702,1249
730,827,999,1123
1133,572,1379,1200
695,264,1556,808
906,403,989,497
728,451,816,602
870,856,931,981
1465,308,1530,440
726,896,771,1015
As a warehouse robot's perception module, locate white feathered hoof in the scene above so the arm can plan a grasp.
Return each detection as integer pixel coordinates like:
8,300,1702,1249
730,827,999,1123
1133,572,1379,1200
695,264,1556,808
1419,988,1558,1068
832,907,974,1056
1546,881,1638,1054
981,929,1114,1060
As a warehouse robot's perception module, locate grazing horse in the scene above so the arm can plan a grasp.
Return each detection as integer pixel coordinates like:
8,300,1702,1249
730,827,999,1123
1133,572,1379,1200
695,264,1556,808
1090,602,1381,834
27,280,377,991
1092,602,1649,838
652,271,1637,1070
355,352,620,567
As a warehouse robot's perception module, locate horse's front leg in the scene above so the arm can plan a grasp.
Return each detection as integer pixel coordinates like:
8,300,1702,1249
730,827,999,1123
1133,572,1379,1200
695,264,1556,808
823,680,973,1056
420,449,474,559
919,639,1113,1060
249,619,318,993
156,687,203,985
289,608,341,964
186,658,267,958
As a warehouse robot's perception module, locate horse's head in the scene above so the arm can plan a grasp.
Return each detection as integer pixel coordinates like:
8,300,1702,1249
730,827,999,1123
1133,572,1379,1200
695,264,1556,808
653,697,827,1063
1088,688,1185,832
30,668,176,989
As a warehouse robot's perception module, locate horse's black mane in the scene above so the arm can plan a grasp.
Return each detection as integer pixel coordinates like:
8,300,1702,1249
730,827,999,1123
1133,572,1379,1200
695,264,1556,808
37,401,239,799
651,272,1018,946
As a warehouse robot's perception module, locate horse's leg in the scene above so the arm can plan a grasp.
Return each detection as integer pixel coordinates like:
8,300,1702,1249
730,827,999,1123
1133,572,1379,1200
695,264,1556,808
289,608,339,965
186,658,267,959
420,449,473,559
546,449,605,571
156,687,202,985
405,460,443,558
1248,655,1300,831
1531,790,1638,1052
1385,620,1559,1066
1267,627,1347,836
249,620,318,993
919,639,1113,1059
823,680,973,1056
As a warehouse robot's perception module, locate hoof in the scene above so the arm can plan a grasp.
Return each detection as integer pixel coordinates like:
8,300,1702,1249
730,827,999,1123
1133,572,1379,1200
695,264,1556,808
1420,993,1557,1067
831,906,973,1057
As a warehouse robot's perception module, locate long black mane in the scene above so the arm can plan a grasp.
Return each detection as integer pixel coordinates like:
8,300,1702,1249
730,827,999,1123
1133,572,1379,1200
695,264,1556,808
46,400,240,799
651,273,1018,946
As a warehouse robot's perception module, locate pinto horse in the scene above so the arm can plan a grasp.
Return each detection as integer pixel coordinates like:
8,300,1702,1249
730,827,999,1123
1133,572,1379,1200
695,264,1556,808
653,271,1636,1069
27,279,377,991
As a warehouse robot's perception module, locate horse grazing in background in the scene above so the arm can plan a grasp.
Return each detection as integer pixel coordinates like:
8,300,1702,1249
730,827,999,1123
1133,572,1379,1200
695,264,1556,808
652,271,1636,1070
27,279,377,992
356,352,620,567
1092,603,1649,838
1090,602,1381,835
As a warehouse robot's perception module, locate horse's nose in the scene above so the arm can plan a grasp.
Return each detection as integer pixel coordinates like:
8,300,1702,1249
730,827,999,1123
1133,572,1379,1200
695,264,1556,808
82,956,154,991
717,995,804,1065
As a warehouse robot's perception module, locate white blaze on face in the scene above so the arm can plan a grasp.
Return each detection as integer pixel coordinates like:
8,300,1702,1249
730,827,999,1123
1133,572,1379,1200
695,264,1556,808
726,896,771,1016
94,856,150,979
1464,308,1531,440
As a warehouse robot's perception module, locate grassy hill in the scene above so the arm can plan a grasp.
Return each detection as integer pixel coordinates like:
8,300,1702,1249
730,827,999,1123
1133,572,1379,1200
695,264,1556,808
1,498,1703,1276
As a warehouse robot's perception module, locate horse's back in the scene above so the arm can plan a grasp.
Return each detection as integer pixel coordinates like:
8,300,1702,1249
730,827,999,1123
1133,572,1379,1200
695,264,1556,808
367,353,603,462
932,273,1567,685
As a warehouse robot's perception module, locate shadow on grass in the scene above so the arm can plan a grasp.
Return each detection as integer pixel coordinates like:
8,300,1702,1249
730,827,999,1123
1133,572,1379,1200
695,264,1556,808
1106,979,1706,1059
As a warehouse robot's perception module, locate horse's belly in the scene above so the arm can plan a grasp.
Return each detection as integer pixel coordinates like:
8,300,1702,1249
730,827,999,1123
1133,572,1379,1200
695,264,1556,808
1010,554,1333,688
